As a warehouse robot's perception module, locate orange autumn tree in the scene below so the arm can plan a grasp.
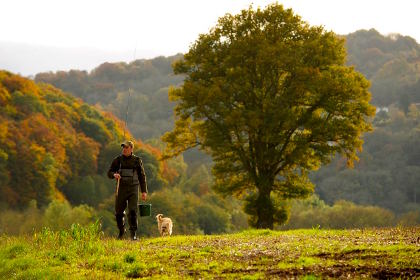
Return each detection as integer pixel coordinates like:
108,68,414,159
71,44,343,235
0,70,170,209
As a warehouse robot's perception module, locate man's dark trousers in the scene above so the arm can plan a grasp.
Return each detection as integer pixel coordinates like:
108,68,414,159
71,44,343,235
115,184,138,235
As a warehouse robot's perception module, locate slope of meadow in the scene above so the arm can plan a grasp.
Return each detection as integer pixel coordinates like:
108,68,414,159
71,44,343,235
0,225,419,279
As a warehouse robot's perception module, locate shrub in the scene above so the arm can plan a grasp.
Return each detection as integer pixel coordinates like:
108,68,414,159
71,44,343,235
281,195,397,229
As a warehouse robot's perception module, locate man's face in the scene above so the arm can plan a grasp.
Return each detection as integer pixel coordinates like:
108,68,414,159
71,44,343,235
122,145,132,156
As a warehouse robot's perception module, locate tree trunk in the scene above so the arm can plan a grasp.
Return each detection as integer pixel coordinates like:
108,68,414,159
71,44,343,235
255,185,274,229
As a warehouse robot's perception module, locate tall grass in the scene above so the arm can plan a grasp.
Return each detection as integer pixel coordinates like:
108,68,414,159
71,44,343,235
34,220,104,255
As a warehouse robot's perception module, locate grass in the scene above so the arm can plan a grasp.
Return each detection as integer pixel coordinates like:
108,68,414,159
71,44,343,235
0,225,419,279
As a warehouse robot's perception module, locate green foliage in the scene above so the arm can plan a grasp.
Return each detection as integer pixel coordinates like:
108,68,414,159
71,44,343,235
398,211,420,226
61,176,95,205
136,148,167,192
123,253,136,264
196,204,229,234
313,106,420,214
7,143,58,208
148,188,205,235
79,116,112,143
133,185,243,236
0,200,42,235
163,4,375,229
346,29,420,107
68,221,103,241
0,200,97,235
176,164,212,195
32,220,104,261
282,195,397,229
0,148,9,196
43,200,95,231
11,90,49,118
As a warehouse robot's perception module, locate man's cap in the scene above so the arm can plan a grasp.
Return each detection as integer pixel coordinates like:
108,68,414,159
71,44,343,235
121,140,134,148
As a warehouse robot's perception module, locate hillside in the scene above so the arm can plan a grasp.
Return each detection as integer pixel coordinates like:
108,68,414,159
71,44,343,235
0,226,418,279
0,70,172,209
311,104,420,214
346,29,420,107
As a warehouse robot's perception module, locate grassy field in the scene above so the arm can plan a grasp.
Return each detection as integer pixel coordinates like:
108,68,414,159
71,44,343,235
0,224,419,279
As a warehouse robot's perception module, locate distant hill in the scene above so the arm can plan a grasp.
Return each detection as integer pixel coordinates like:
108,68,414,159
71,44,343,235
346,29,420,107
35,54,185,140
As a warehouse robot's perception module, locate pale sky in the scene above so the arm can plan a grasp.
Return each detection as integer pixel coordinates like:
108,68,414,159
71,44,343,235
1,0,419,75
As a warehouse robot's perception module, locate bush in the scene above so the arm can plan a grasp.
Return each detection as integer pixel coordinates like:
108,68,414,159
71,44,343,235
43,200,95,231
281,195,397,229
0,200,96,235
196,204,229,234
397,211,420,226
0,200,42,235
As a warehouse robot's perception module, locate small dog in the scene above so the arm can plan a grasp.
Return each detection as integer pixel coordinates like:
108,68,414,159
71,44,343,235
155,214,173,237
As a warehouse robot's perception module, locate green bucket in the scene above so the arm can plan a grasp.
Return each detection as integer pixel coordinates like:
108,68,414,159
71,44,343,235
139,203,152,217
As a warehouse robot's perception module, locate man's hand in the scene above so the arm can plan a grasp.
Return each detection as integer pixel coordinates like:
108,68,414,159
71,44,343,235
141,192,147,201
114,173,121,180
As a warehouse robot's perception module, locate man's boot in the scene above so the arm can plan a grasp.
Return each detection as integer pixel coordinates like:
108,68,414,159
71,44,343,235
128,210,138,241
116,214,125,240
130,230,137,241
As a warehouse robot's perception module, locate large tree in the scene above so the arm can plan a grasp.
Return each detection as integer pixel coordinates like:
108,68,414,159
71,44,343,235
162,4,375,229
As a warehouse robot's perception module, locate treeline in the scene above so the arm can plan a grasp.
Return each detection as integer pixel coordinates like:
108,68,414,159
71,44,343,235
3,193,417,236
281,195,420,230
0,177,250,236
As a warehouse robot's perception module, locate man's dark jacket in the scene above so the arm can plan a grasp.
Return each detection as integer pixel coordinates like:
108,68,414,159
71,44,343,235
107,154,147,193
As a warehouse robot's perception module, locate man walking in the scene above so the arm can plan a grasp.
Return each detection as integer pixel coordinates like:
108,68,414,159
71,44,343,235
108,140,147,240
